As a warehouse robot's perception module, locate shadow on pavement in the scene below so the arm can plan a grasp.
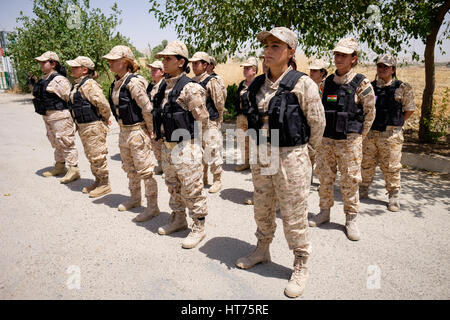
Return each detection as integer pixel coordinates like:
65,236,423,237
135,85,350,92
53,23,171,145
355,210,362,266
220,188,253,205
110,153,121,161
199,236,292,281
62,178,92,193
133,212,191,238
92,193,133,209
35,167,56,177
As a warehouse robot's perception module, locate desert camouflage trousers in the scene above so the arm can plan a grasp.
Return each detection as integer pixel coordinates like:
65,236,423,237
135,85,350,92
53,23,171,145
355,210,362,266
43,109,78,166
236,114,249,165
162,140,208,219
150,137,162,164
203,121,223,178
77,121,109,180
118,123,157,199
315,134,363,214
251,143,312,255
361,128,404,192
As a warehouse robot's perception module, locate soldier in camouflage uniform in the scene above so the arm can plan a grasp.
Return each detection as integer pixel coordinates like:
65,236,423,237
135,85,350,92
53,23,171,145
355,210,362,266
103,46,159,223
191,52,227,193
32,51,80,184
67,56,111,198
153,41,210,249
309,38,376,241
235,27,325,298
360,54,415,212
235,57,258,172
146,60,165,175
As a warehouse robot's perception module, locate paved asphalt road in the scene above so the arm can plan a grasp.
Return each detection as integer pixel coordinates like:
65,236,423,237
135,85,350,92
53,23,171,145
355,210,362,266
0,92,449,300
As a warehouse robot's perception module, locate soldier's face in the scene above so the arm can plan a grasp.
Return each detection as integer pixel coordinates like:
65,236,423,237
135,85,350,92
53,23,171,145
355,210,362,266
150,67,164,82
263,36,295,68
309,69,322,85
39,61,53,74
243,66,256,80
162,55,183,76
334,52,355,72
377,63,394,80
192,60,207,76
108,59,127,74
71,66,87,78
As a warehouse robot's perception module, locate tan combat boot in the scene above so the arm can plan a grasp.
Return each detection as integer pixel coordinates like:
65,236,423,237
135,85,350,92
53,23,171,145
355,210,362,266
235,164,250,172
209,174,222,193
359,186,369,200
308,209,330,227
89,178,111,198
235,239,271,269
158,212,188,235
82,178,99,194
388,190,400,212
182,218,206,249
135,196,160,222
284,254,309,298
43,162,67,177
60,166,80,184
345,214,361,241
118,192,141,212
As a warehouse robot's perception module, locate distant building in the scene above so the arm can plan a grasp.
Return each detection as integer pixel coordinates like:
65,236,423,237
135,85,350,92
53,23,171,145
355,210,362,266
0,31,18,90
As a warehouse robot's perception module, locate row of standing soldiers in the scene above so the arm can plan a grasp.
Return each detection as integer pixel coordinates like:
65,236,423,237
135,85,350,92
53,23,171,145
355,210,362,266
30,27,415,298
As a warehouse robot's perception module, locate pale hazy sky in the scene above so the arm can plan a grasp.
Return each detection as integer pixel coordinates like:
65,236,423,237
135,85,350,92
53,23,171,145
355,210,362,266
1,0,449,62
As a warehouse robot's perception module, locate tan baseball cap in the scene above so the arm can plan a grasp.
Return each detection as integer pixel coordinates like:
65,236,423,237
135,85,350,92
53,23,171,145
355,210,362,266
147,60,164,69
66,56,95,70
35,51,60,62
209,56,217,66
333,37,358,54
309,58,328,70
377,54,397,67
240,56,258,68
189,52,211,64
257,27,298,49
102,45,136,61
155,40,189,59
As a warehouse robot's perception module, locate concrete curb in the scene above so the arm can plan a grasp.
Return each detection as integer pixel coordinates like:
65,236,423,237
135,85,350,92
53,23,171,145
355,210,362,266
401,152,450,174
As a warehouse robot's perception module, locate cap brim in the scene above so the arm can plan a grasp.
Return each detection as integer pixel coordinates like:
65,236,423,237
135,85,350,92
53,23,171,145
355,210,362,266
240,63,257,67
102,53,121,60
333,46,355,54
66,60,82,67
155,50,181,59
256,31,273,44
377,61,394,67
147,64,162,69
189,58,202,62
34,56,49,62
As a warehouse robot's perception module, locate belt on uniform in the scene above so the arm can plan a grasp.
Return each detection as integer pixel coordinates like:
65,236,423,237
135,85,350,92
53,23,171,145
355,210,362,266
163,138,195,150
119,122,146,131
370,127,402,138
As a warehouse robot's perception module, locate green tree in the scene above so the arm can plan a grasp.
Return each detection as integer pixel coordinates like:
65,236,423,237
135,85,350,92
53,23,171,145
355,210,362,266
6,0,137,91
148,0,449,142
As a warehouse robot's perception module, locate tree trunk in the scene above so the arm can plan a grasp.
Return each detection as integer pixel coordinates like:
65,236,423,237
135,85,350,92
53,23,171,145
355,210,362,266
419,2,450,142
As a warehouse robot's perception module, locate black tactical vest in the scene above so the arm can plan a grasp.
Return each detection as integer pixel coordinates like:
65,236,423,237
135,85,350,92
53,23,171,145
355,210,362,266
371,80,404,131
146,82,154,100
108,74,144,125
322,73,366,140
235,80,246,115
198,75,220,121
152,75,196,142
151,80,167,141
68,77,102,124
32,72,68,115
245,70,310,147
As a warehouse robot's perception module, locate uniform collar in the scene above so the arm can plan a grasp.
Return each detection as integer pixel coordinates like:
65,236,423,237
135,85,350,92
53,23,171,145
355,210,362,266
333,69,356,85
42,71,58,80
266,66,293,89
376,77,394,87
192,71,209,83
165,72,185,89
74,75,89,84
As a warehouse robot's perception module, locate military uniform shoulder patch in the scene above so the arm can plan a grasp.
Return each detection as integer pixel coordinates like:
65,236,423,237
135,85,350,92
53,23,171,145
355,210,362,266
361,86,373,97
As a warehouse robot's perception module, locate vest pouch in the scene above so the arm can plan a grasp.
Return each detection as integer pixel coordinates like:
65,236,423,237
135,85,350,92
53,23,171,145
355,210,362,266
73,107,85,123
162,112,175,141
170,111,192,142
33,98,46,115
335,112,348,134
324,110,337,137
82,105,97,123
390,107,404,126
283,103,303,146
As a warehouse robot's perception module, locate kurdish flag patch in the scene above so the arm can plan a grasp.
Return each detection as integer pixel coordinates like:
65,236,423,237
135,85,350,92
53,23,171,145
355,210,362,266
327,95,337,102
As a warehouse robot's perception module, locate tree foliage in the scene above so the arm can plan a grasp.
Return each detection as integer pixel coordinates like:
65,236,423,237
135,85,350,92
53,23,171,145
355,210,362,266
6,0,138,91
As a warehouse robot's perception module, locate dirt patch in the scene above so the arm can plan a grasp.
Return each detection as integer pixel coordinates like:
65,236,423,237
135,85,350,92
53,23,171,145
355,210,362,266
402,129,450,158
